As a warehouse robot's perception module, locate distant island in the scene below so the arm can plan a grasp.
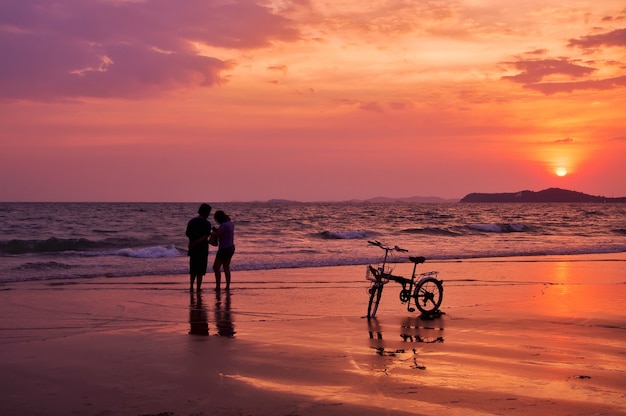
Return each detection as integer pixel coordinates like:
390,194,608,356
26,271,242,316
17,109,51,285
260,188,625,204
265,196,460,203
363,196,459,203
460,188,626,203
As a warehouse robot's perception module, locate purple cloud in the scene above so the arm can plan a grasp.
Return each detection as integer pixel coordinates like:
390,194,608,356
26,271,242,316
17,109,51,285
568,28,626,49
501,51,626,94
524,75,626,95
555,137,574,143
359,102,384,113
502,58,596,84
0,0,300,101
501,24,626,95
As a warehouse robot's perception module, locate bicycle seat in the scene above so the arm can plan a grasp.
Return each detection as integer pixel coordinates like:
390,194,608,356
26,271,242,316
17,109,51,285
409,256,426,264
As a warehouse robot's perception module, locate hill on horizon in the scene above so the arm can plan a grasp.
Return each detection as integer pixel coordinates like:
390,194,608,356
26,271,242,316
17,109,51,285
264,196,460,203
259,188,624,203
460,188,626,203
363,195,459,203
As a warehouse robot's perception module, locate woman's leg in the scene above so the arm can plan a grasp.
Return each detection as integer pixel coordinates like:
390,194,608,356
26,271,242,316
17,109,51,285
213,257,223,291
223,258,231,289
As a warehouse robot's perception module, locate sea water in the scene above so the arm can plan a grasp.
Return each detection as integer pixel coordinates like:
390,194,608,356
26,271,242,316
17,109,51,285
1,201,625,284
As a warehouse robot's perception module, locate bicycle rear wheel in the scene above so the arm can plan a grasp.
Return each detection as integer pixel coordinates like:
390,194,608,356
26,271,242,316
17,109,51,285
413,278,443,314
367,281,384,318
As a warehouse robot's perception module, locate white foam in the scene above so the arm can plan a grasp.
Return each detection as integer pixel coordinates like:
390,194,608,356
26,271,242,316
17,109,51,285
115,244,181,258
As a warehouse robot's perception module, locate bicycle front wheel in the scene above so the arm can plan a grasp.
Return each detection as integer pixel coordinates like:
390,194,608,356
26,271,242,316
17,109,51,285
413,278,443,314
367,281,384,318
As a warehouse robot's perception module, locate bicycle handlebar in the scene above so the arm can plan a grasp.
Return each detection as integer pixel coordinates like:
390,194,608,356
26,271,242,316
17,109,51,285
368,240,408,252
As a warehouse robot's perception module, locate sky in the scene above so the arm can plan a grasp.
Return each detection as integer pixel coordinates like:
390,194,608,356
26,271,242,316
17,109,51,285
1,0,625,202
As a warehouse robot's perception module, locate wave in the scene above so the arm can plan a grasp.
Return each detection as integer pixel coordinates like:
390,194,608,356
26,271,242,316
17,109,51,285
467,223,529,233
319,230,371,239
0,236,185,260
0,237,102,254
584,210,607,217
14,261,78,271
403,227,460,236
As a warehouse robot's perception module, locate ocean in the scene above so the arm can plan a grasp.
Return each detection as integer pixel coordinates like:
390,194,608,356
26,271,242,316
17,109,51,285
1,201,625,284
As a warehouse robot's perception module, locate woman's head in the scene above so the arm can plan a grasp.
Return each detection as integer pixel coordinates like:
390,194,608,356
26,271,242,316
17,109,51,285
214,210,230,224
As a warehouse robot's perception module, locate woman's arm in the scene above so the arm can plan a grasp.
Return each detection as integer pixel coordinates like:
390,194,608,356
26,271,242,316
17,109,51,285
211,225,225,238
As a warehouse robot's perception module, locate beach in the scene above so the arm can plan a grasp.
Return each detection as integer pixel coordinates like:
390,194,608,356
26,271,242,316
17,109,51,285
1,254,625,416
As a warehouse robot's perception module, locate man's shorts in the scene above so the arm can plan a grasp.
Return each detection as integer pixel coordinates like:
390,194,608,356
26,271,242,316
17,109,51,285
189,254,208,275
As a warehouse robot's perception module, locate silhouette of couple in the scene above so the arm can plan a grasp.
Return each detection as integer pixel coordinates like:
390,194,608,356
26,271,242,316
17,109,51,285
186,203,235,292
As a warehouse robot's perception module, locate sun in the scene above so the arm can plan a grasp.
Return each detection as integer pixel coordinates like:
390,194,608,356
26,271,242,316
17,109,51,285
555,167,568,177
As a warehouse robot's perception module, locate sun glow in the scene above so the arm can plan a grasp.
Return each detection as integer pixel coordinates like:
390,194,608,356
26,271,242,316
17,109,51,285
555,167,568,177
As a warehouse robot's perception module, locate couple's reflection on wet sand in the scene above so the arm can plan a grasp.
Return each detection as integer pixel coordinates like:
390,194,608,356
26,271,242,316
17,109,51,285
367,315,444,369
188,291,235,337
214,291,236,337
189,292,209,335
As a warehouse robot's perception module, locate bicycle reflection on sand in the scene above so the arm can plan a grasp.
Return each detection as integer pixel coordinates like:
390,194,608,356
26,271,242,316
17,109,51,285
188,291,236,337
367,315,444,370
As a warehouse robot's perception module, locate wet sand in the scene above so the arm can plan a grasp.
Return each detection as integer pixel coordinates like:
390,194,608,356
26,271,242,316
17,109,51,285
1,254,625,415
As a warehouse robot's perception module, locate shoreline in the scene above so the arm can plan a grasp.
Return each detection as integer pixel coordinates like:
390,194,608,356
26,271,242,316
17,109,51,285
1,254,625,415
2,251,626,287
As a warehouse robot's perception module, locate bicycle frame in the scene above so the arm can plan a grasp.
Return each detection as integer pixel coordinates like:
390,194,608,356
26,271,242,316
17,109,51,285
366,241,444,318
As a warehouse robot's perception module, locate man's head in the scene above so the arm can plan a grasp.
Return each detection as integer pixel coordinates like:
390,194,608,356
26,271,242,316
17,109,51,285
198,203,212,218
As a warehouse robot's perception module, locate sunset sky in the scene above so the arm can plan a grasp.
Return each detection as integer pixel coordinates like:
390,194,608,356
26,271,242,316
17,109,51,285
1,0,625,202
